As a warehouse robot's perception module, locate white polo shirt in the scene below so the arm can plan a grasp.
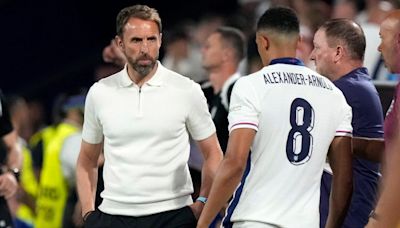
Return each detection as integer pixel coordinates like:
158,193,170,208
224,59,352,228
82,62,216,216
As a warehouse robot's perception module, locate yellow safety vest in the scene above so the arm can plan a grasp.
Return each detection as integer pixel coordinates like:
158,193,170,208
15,145,38,226
29,125,57,152
35,122,79,228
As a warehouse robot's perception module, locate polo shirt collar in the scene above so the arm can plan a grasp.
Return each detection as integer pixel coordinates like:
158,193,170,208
119,61,164,87
119,65,133,87
220,72,240,109
145,61,163,87
221,72,240,96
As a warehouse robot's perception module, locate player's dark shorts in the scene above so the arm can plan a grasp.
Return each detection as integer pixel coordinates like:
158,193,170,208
84,206,196,228
0,196,13,228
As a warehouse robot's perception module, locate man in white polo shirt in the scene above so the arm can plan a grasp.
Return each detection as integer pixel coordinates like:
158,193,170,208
76,4,223,228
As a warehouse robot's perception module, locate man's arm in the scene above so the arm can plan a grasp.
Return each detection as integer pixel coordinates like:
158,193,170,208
0,130,22,198
352,137,384,162
366,135,400,228
197,128,255,228
191,133,223,219
325,136,353,228
76,140,102,219
3,130,22,170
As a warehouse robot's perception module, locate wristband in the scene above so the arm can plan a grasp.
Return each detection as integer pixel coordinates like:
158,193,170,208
196,196,207,204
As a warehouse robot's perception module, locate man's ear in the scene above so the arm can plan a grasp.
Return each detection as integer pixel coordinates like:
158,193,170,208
297,35,302,48
115,35,123,49
333,45,344,63
258,33,269,51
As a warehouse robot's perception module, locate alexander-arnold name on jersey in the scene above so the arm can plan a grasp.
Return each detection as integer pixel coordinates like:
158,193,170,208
263,71,333,90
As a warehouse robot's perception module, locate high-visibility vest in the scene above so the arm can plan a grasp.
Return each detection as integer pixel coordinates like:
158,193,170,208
35,122,79,228
15,144,38,226
29,125,57,152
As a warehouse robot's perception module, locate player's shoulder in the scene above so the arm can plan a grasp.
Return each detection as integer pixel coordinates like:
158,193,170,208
235,67,266,85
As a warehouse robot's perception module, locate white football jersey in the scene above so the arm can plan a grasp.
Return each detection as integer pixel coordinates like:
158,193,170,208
224,59,352,228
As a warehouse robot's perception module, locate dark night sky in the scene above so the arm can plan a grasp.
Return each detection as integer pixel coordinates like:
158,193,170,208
0,0,238,115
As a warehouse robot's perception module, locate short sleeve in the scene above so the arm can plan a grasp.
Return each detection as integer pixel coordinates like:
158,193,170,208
82,84,103,144
228,78,260,132
186,82,216,141
335,98,353,137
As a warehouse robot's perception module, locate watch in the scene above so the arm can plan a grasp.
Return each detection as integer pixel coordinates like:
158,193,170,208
196,196,207,204
7,167,20,182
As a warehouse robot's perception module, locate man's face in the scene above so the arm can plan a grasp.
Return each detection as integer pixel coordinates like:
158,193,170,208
378,19,399,74
201,32,225,71
310,29,336,80
118,17,161,78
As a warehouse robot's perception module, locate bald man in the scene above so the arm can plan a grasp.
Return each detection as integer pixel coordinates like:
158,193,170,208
197,7,353,228
366,10,400,228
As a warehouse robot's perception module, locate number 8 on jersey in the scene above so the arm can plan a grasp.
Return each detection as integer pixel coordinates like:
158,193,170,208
286,98,315,165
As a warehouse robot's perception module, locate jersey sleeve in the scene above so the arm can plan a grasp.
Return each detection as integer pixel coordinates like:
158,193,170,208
186,82,216,141
82,84,104,144
335,97,353,137
228,78,260,132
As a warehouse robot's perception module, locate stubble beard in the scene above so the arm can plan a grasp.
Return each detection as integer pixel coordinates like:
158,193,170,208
128,55,158,78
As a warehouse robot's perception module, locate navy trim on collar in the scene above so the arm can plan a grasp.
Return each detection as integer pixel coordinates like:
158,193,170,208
342,67,369,79
269,58,304,66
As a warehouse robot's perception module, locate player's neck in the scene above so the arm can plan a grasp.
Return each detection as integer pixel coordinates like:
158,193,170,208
266,48,297,65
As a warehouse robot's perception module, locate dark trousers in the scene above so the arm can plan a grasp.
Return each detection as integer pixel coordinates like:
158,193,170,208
0,197,13,228
84,206,196,228
319,171,331,228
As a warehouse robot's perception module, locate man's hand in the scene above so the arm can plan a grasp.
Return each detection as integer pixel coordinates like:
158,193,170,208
0,172,18,198
102,39,126,67
189,201,205,220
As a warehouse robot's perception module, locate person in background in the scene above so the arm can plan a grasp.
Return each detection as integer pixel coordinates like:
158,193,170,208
61,129,104,228
310,18,384,228
197,6,353,228
34,94,84,228
201,26,246,152
366,9,400,228
7,95,38,228
53,94,87,228
102,38,126,70
59,94,105,228
355,0,393,81
200,26,246,227
76,4,223,228
0,90,22,228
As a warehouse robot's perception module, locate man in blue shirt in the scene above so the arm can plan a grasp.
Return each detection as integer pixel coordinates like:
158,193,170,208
310,18,384,228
